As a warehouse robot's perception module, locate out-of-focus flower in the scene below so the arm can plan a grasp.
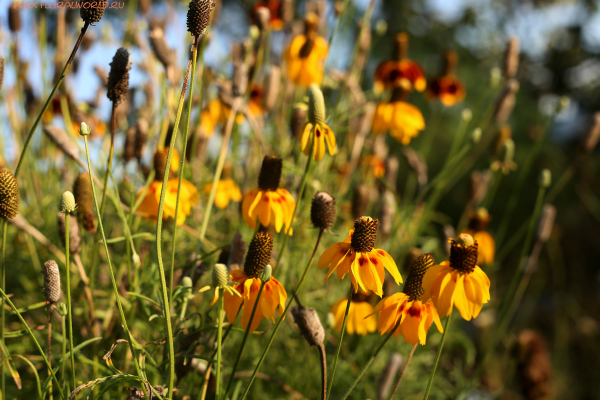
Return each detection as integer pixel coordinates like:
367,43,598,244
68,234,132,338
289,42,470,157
318,217,402,297
361,155,385,178
422,234,491,320
372,94,425,145
202,179,242,209
285,13,328,87
329,289,376,335
428,51,465,107
254,0,285,30
374,33,426,93
200,95,246,138
463,208,495,266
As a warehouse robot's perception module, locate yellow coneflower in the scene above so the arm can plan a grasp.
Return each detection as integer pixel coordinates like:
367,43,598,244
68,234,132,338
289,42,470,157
254,0,285,30
223,232,287,334
372,90,425,145
301,84,336,161
427,51,466,107
370,254,443,346
285,13,328,87
374,33,426,93
202,179,242,209
463,208,495,266
329,289,376,336
422,234,491,321
241,156,296,234
200,96,246,138
318,217,402,297
136,148,199,226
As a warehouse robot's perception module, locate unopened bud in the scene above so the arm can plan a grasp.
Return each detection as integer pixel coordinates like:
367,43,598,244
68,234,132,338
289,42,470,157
212,263,230,288
260,264,272,283
462,108,472,122
308,84,326,125
471,128,482,143
79,122,91,136
538,169,551,188
132,253,141,268
60,191,77,213
456,233,474,248
490,67,502,88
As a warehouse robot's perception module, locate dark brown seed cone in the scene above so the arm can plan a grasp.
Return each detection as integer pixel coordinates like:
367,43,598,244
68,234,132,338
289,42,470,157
106,48,131,105
299,37,316,59
0,168,19,220
291,306,325,347
403,253,435,301
449,235,478,274
228,231,246,271
0,57,4,90
135,118,149,160
351,184,369,220
124,126,136,162
58,212,82,254
264,66,281,111
516,330,552,400
350,217,378,253
243,232,273,278
257,156,282,191
187,0,216,37
43,260,61,304
83,210,96,233
73,172,93,214
8,5,21,32
153,148,174,180
310,192,336,230
80,0,106,24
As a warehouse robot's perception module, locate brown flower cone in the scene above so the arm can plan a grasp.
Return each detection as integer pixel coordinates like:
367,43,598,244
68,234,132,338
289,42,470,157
107,48,131,105
0,168,19,220
80,0,106,24
243,232,273,278
187,0,216,37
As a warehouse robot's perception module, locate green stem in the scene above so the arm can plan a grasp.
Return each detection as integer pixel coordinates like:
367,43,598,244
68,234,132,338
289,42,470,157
14,23,89,179
0,288,65,399
339,326,399,400
169,42,199,308
216,292,225,400
326,284,353,400
239,230,325,400
64,213,76,392
0,220,6,399
224,281,266,396
388,344,418,400
423,313,452,400
83,136,147,400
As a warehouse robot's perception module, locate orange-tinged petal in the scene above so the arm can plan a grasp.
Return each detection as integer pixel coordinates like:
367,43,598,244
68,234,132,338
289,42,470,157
242,189,261,229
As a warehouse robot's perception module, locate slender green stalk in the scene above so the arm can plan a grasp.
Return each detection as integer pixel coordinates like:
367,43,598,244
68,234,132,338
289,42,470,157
64,213,76,392
83,136,147,400
423,313,452,400
155,36,199,398
239,230,325,399
388,344,418,400
224,281,266,396
0,220,6,398
14,23,89,179
169,42,199,307
215,292,225,400
339,327,399,400
0,288,65,399
326,284,353,400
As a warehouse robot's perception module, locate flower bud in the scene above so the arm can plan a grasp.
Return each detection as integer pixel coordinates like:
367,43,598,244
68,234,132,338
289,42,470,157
60,191,77,213
212,263,230,288
471,128,482,143
182,276,193,289
462,108,472,122
538,169,551,188
260,264,272,283
79,122,91,136
132,253,141,268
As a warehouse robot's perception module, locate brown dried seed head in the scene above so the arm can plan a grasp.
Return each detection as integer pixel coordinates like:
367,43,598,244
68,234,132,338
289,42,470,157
243,232,273,278
228,231,246,270
310,192,336,230
106,48,131,105
187,0,216,37
351,184,369,220
264,66,281,111
403,253,435,301
8,5,22,32
73,172,93,214
58,212,82,254
43,125,80,162
83,210,96,233
43,260,61,304
80,0,106,24
535,204,556,244
291,306,325,347
0,168,19,220
581,112,600,154
257,156,282,191
153,148,174,180
351,217,378,253
449,234,478,274
503,37,520,78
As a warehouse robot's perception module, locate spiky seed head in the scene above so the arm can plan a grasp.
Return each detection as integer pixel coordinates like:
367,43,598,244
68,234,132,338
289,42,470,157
243,232,273,278
307,84,325,125
232,62,248,97
106,48,131,105
291,306,325,347
43,260,61,304
212,263,230,288
257,156,282,191
0,168,19,220
449,234,478,274
187,0,215,37
310,192,336,230
58,212,82,254
538,169,551,188
79,122,91,136
351,217,378,253
60,191,77,213
8,5,21,32
351,184,369,220
403,253,435,301
503,37,520,78
73,173,93,214
80,0,106,24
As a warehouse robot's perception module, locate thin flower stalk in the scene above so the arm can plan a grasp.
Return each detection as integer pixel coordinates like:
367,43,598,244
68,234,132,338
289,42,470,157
238,229,325,399
325,284,353,400
422,314,452,400
216,293,225,400
82,135,148,400
64,213,76,391
1,220,6,398
388,344,418,400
